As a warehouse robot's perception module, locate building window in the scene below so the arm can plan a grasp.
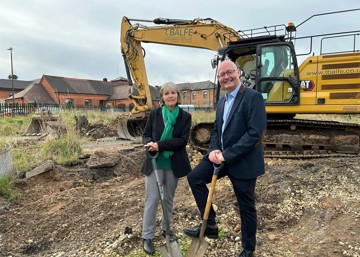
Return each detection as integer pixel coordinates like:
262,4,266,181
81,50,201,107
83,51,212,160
84,99,92,110
65,98,74,109
192,92,196,100
183,91,187,100
117,104,126,112
203,90,208,100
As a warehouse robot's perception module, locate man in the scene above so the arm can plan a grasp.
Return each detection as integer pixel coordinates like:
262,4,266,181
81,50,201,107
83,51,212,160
184,60,267,257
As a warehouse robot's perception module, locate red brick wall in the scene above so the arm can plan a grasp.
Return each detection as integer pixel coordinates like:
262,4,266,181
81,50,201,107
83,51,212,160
41,79,58,103
57,93,108,108
0,89,21,100
40,79,108,108
180,89,216,108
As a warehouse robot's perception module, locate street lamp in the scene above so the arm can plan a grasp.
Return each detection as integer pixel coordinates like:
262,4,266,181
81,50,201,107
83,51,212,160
7,47,15,115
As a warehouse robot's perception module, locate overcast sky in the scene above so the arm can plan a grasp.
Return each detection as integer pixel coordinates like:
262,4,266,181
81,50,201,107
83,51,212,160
1,1,359,86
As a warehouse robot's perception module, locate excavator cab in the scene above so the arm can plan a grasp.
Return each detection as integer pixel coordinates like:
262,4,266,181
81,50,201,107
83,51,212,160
217,35,301,110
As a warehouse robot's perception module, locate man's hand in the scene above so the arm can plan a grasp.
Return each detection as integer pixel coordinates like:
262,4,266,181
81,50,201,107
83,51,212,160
209,150,224,165
216,152,225,163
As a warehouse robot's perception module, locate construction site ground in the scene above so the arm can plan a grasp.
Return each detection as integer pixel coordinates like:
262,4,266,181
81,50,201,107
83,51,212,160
0,133,360,257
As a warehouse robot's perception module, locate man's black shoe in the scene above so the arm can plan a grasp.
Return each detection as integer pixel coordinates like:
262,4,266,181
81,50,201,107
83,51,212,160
162,230,177,242
143,239,155,255
183,224,218,239
237,249,254,257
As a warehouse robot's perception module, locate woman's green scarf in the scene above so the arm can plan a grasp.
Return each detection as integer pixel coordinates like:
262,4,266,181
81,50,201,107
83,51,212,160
156,105,179,169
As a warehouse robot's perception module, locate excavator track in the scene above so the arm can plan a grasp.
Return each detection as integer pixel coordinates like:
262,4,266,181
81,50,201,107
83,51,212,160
190,119,360,159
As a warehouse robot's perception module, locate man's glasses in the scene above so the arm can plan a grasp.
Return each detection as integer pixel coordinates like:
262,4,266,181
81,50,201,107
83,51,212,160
217,69,237,78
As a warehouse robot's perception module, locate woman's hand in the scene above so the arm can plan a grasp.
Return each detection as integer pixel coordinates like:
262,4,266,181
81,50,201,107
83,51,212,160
144,142,159,152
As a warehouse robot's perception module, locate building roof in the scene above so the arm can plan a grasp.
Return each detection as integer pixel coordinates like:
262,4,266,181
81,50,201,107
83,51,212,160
9,83,34,98
41,75,160,102
6,83,56,104
42,75,117,95
176,80,215,91
0,79,33,90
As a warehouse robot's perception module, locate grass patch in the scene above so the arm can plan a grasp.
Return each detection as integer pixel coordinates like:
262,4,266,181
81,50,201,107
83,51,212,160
122,229,226,257
0,176,22,202
40,131,83,165
0,116,31,136
58,109,118,127
12,147,40,172
83,110,118,125
191,111,215,123
123,236,191,257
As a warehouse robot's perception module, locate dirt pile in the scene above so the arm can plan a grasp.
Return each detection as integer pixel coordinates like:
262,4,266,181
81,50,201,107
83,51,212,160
0,144,359,257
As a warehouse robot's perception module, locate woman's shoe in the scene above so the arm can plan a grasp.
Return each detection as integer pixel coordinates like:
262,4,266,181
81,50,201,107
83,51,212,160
162,230,177,242
143,238,155,255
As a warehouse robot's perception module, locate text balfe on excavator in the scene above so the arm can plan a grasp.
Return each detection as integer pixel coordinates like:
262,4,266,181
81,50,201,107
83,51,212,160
119,9,360,158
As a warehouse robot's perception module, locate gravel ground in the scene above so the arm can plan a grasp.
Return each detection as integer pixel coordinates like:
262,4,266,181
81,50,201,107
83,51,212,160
0,143,359,257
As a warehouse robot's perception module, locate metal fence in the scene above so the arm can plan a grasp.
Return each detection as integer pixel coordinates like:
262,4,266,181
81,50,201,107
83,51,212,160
0,103,214,117
0,143,13,178
0,103,60,117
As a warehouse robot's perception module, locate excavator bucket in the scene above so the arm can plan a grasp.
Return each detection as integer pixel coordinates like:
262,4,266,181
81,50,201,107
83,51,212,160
23,110,60,137
116,116,147,140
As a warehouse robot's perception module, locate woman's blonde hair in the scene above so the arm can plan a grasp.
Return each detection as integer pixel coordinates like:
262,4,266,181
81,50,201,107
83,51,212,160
160,82,182,105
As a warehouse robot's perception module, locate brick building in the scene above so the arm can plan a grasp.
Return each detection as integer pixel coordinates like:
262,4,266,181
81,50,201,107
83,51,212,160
0,79,33,103
4,75,160,111
176,80,217,108
6,82,54,105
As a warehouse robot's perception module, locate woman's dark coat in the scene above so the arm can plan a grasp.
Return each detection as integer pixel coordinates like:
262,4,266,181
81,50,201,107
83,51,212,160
141,107,192,178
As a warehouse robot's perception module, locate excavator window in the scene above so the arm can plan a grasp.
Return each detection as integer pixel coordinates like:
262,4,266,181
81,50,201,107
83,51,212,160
261,59,270,77
225,42,298,104
258,45,296,103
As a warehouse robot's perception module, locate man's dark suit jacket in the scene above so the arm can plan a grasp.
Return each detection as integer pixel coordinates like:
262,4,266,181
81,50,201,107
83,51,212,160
141,106,192,178
209,86,267,179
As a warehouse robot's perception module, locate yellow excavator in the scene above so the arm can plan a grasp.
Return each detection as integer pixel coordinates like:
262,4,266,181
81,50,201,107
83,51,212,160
119,10,360,158
118,16,241,139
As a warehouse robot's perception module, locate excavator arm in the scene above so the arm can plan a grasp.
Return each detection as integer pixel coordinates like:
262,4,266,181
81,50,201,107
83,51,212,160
120,16,240,115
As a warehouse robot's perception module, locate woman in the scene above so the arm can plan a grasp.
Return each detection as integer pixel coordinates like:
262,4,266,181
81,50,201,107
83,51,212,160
140,82,192,255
